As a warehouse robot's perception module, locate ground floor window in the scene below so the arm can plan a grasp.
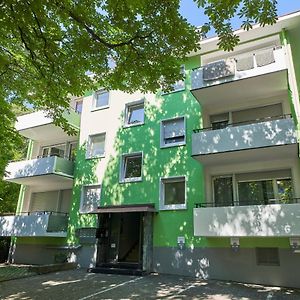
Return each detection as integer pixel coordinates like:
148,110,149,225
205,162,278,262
160,176,186,210
212,170,293,206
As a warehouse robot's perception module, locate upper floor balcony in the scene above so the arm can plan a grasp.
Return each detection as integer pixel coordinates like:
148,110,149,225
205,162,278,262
194,199,300,237
4,156,74,186
192,115,297,165
0,211,68,238
16,110,80,141
191,47,288,109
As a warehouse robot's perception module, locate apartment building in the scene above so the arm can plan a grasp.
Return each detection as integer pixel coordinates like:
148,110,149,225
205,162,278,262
1,11,300,288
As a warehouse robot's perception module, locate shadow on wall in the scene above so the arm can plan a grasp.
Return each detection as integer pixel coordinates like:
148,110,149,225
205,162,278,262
67,144,98,246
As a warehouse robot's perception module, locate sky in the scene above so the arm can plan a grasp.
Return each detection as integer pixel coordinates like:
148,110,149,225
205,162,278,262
180,0,300,34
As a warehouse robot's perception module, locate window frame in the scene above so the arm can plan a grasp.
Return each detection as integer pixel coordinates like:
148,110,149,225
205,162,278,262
160,176,187,210
160,116,186,148
75,98,83,114
92,90,110,111
119,152,143,183
86,132,106,159
124,99,145,128
80,184,102,214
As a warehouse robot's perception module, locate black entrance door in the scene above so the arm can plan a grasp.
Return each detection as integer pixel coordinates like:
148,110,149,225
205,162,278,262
96,212,142,267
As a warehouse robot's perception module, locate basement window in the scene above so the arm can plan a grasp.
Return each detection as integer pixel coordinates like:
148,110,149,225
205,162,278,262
256,248,280,266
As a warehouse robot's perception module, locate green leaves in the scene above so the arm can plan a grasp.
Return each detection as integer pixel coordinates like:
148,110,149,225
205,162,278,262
196,0,278,51
0,0,278,176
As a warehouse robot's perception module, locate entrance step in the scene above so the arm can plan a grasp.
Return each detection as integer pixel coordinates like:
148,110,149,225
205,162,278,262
98,262,141,269
88,267,144,276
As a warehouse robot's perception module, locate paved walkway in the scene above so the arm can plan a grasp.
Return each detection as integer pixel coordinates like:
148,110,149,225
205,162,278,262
0,269,300,299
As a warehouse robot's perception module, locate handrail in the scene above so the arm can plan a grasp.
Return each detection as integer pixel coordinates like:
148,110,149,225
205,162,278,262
8,154,74,163
194,198,300,208
193,114,292,133
191,46,281,72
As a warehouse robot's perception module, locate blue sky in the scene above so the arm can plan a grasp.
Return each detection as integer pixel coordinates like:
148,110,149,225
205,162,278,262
180,0,300,31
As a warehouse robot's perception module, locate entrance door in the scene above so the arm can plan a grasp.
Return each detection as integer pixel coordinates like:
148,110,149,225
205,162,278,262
96,212,142,266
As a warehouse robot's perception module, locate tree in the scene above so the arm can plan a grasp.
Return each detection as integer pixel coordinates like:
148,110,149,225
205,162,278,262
0,0,278,174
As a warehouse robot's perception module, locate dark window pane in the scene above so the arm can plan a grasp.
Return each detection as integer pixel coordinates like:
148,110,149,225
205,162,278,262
277,179,293,203
164,181,185,205
238,180,273,205
124,156,142,178
256,248,280,266
213,177,233,207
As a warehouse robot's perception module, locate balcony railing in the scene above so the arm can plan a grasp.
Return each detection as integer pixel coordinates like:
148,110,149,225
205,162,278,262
195,198,300,208
4,156,74,184
194,201,300,237
192,115,297,159
0,211,69,237
191,47,286,91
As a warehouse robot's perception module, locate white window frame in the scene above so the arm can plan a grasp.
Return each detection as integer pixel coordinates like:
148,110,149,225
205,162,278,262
160,116,186,148
86,132,106,159
120,152,143,183
92,89,110,111
124,99,145,128
74,97,83,114
80,184,101,213
160,176,187,210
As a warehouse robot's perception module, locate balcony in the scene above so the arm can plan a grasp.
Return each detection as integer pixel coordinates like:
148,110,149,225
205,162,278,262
191,47,288,109
16,110,80,141
4,156,74,186
194,200,300,237
0,212,68,237
192,116,297,165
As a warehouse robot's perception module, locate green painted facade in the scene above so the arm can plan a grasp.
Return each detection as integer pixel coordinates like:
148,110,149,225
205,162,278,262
11,19,300,269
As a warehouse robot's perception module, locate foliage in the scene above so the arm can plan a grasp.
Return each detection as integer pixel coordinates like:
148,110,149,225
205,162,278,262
0,0,278,177
197,0,278,51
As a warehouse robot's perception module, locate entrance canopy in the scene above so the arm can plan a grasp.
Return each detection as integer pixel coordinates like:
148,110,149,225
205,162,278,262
89,204,157,214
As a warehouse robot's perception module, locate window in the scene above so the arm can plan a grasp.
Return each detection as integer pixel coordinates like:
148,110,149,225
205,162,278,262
210,113,229,130
86,133,106,158
120,153,143,182
212,170,293,207
256,248,280,266
124,100,145,127
69,142,78,161
213,176,234,207
41,144,65,159
80,185,101,213
161,117,186,148
160,176,186,210
75,99,83,114
93,90,109,110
